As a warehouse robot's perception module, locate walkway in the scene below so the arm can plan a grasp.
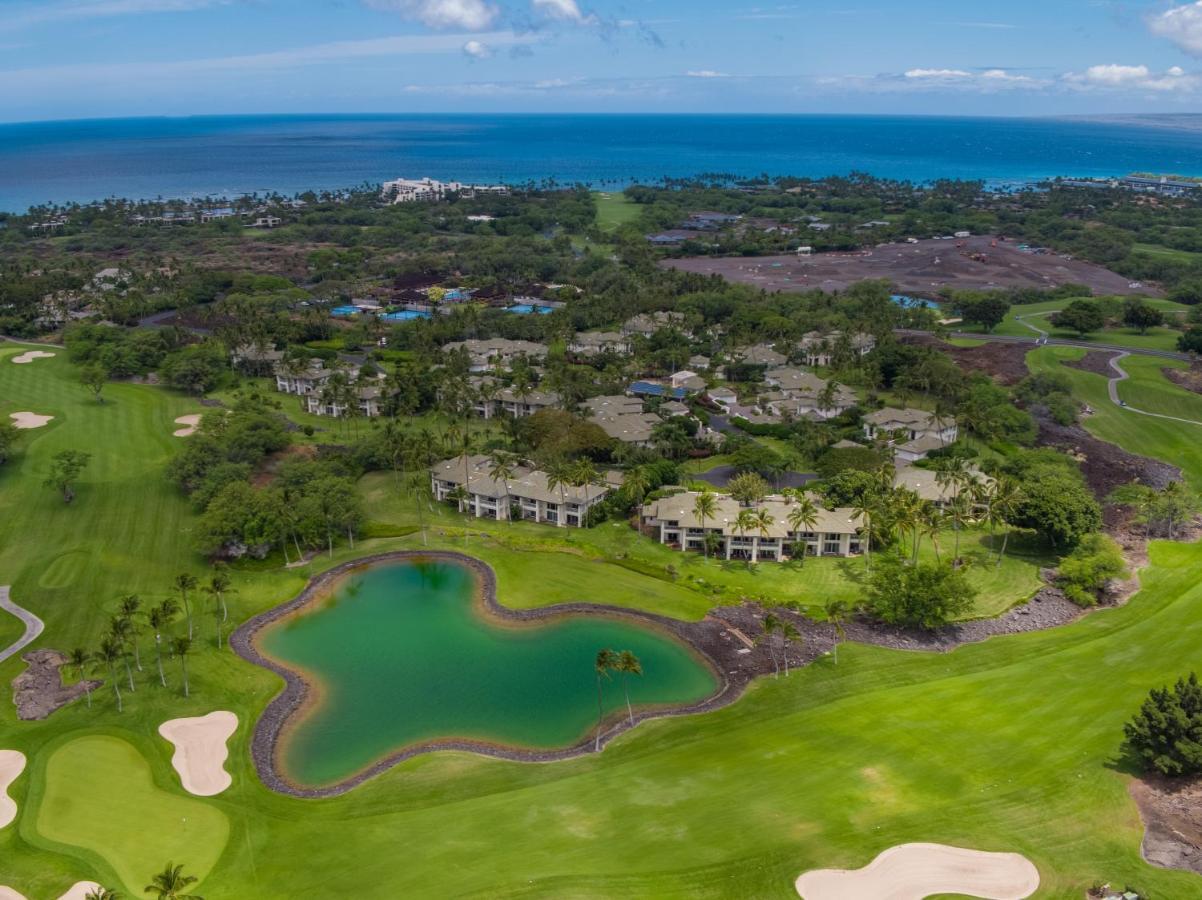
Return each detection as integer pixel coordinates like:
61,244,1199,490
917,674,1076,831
0,587,44,666
1106,352,1202,428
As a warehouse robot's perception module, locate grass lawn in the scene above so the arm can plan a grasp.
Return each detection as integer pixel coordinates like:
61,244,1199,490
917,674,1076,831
33,734,229,893
5,340,1202,897
1133,242,1202,263
594,192,641,231
966,297,1190,352
1027,346,1202,486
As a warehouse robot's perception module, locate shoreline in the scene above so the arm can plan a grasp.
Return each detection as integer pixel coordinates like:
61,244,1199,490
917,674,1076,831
230,549,1100,799
229,550,749,799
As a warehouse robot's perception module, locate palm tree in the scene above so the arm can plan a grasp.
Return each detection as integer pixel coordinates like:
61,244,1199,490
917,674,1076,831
760,613,781,677
692,490,718,558
852,500,875,575
487,450,518,522
108,616,137,693
202,571,232,624
823,599,849,665
779,620,801,675
615,650,643,724
173,573,198,641
97,638,124,712
594,648,618,750
69,647,94,708
148,600,177,688
946,493,975,564
735,508,758,564
751,508,775,561
119,594,144,671
144,862,203,899
85,887,122,900
544,458,574,528
988,476,1023,567
921,506,944,564
787,494,819,563
622,466,651,509
171,637,193,698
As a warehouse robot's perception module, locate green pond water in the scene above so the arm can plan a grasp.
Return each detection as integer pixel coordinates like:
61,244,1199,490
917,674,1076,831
258,558,718,787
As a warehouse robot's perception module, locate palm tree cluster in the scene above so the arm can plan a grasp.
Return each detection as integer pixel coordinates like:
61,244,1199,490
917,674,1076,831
593,648,644,750
71,569,236,708
759,613,802,676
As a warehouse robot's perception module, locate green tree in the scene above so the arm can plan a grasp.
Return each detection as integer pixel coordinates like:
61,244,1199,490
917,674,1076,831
108,616,137,693
85,887,123,900
779,620,801,676
148,600,178,688
118,594,144,671
692,490,718,558
728,471,769,505
1011,467,1101,549
43,449,92,503
1057,533,1128,606
759,612,782,677
786,494,819,564
172,636,193,698
80,362,109,403
866,557,976,631
173,573,198,641
144,861,203,899
0,420,19,465
823,599,849,665
1124,673,1202,777
68,647,94,708
1050,299,1105,337
97,638,124,712
593,648,618,751
1123,300,1164,335
615,650,643,724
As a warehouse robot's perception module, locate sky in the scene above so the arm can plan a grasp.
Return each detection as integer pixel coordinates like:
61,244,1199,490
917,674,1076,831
5,0,1202,121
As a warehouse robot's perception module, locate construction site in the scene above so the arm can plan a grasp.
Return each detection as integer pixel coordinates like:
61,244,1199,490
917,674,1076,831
662,235,1159,297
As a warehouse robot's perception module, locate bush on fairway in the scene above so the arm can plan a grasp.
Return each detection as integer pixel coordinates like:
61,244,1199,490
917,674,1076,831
865,556,976,631
1124,672,1202,777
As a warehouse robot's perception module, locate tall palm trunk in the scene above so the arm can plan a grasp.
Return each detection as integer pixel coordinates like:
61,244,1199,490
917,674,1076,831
622,675,634,724
109,665,123,712
180,656,190,698
123,655,135,692
595,675,605,751
181,590,193,641
154,635,166,687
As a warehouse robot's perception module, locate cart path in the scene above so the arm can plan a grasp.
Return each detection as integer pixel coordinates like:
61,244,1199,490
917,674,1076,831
1107,351,1202,427
0,587,44,665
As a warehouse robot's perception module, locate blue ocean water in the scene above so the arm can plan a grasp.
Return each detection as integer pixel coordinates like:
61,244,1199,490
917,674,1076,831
2,113,1202,213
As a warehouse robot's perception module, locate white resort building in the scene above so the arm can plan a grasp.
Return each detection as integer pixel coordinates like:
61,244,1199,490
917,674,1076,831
641,492,863,562
430,455,613,528
863,407,959,462
382,177,509,203
442,338,548,373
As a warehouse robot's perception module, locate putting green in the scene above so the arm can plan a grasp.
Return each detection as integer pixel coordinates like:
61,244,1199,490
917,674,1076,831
36,735,228,893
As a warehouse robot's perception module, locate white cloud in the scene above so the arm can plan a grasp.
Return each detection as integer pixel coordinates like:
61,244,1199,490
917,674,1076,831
531,0,595,25
904,68,973,79
686,70,729,78
462,39,490,58
817,67,1046,94
1064,63,1200,92
365,0,499,31
1149,2,1202,57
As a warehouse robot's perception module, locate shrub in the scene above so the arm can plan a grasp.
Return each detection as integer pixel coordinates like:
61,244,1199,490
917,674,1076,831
1057,534,1128,606
1124,673,1202,776
865,557,977,631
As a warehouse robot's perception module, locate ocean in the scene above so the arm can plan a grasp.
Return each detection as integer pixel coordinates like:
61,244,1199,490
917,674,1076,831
3,113,1202,213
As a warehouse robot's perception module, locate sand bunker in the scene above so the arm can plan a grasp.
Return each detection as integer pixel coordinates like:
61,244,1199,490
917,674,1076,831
172,414,201,437
10,350,56,365
0,883,102,900
0,750,26,828
795,842,1040,900
9,412,53,430
159,710,237,796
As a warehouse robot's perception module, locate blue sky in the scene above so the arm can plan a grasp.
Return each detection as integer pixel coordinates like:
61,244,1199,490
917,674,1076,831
4,0,1202,121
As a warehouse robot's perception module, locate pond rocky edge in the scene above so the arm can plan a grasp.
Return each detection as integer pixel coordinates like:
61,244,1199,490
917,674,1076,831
229,550,1087,799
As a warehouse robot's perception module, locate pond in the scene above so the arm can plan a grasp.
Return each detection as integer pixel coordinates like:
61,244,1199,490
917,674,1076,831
256,557,719,789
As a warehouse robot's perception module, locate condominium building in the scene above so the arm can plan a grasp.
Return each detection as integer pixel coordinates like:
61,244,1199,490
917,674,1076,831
641,492,863,562
430,455,612,528
442,338,548,373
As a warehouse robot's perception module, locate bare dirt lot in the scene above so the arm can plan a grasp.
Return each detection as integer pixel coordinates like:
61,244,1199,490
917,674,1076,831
663,236,1158,297
900,334,1030,384
1130,776,1202,876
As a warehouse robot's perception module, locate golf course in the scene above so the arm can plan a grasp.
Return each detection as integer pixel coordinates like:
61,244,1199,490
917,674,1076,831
3,337,1202,899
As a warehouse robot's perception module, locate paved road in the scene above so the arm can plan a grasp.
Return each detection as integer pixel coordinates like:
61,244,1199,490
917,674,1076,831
898,328,1195,362
1106,352,1202,427
0,586,45,665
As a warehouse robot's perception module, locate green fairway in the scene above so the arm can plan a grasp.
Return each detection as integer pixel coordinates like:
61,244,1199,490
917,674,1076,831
36,735,229,893
595,192,641,231
6,340,1202,898
1027,346,1202,485
969,297,1190,352
1133,242,1202,263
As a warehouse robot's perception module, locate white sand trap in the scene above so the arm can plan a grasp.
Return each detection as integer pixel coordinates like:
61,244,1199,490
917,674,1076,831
0,888,26,900
0,750,25,829
9,412,53,430
795,842,1040,900
172,414,202,437
10,350,56,364
159,710,237,796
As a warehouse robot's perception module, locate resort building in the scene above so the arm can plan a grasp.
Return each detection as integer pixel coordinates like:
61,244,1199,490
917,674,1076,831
430,455,612,528
762,367,857,420
275,359,335,396
568,331,634,357
798,331,877,367
863,407,959,461
382,177,509,203
735,344,788,368
583,395,660,447
641,492,863,562
894,464,993,508
230,343,284,376
622,311,688,338
441,338,548,373
469,378,560,419
304,384,388,418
